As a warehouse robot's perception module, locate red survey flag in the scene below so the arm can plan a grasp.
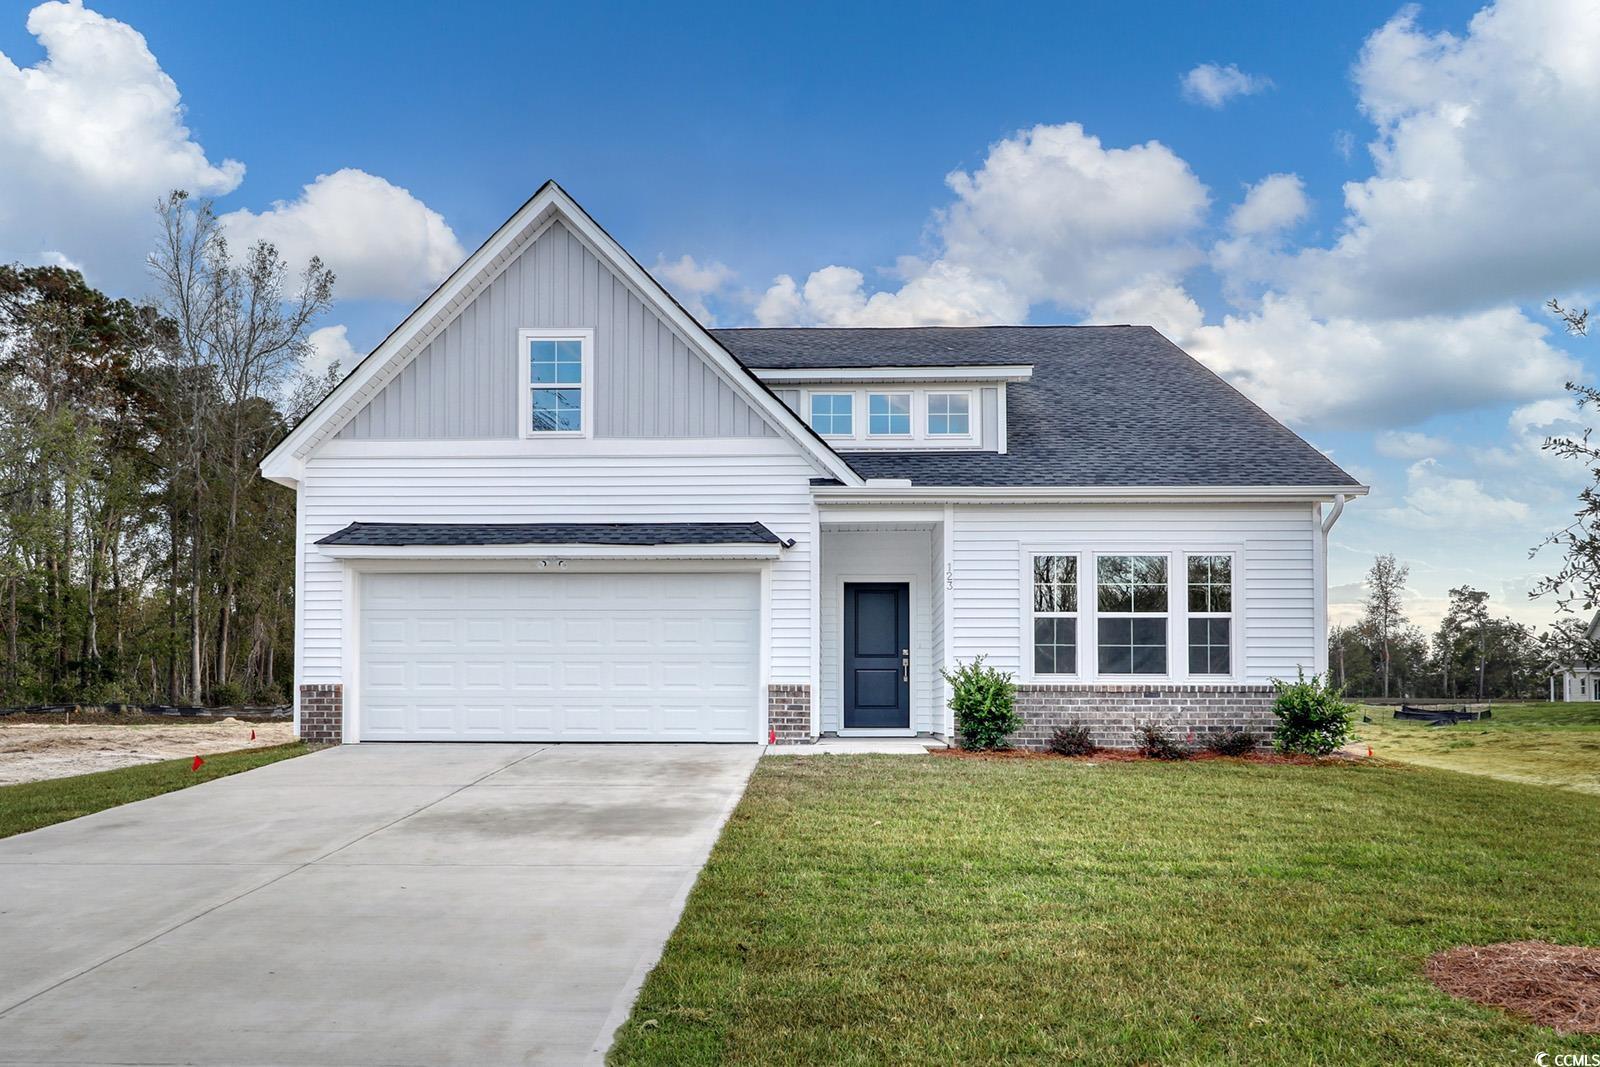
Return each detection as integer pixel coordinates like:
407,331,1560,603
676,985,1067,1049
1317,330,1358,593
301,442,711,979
192,755,204,771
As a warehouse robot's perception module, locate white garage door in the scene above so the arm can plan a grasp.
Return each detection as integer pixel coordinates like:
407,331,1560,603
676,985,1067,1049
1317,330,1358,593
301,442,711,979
359,571,760,742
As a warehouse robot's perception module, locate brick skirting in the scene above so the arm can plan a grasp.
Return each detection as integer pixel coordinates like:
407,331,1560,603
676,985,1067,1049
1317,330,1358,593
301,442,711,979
1011,683,1275,750
298,683,343,744
767,684,813,745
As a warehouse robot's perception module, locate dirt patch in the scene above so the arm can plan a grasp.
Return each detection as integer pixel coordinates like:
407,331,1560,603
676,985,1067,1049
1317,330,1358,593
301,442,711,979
1426,941,1600,1034
929,746,1343,765
0,719,296,785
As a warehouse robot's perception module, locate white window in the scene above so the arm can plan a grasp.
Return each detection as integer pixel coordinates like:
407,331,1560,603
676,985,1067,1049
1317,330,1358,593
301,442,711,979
520,329,592,436
867,392,912,436
927,392,971,436
1031,554,1079,675
1096,554,1168,675
1186,555,1233,676
809,393,854,436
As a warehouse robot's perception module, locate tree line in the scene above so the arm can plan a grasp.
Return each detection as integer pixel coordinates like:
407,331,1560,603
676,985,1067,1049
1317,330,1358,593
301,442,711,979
0,192,337,707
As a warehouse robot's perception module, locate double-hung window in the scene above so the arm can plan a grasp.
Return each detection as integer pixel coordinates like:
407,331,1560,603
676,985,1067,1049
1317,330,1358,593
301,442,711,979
809,393,854,436
867,392,911,436
523,330,590,435
1096,554,1168,675
1031,555,1079,675
1186,555,1233,675
927,392,971,436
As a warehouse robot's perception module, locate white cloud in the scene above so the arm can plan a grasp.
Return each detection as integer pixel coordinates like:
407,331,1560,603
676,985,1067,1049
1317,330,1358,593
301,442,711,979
1227,174,1309,236
220,169,463,301
1381,458,1532,529
301,324,359,381
0,0,244,290
1375,430,1453,460
652,254,735,324
755,122,1208,327
1180,63,1273,108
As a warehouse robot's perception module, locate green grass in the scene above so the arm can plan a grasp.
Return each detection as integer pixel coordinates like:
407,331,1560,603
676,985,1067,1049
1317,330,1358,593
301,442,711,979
1357,701,1600,795
611,755,1600,1065
0,742,309,840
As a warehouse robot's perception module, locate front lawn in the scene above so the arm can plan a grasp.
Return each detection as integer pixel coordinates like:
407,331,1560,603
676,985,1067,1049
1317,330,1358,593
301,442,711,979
0,742,308,839
1358,701,1600,795
611,755,1600,1064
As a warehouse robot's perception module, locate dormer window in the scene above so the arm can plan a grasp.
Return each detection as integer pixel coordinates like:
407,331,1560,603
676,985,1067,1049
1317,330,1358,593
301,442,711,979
809,393,854,436
867,393,912,436
927,392,971,436
520,328,593,437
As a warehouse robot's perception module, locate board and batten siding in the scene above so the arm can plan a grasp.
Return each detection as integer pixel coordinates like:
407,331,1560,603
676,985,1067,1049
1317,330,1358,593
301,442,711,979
338,220,774,441
296,441,817,693
947,503,1319,684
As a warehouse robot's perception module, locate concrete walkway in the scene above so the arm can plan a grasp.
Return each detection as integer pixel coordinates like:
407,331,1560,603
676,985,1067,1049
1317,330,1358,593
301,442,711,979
0,743,759,1066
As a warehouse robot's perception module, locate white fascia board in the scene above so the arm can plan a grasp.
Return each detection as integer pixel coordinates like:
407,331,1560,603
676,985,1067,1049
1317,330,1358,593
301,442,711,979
751,365,1034,384
316,542,784,561
260,181,864,488
811,484,1372,505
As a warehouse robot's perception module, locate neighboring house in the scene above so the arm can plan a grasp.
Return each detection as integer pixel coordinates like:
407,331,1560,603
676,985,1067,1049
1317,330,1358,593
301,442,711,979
1553,611,1600,701
260,182,1367,747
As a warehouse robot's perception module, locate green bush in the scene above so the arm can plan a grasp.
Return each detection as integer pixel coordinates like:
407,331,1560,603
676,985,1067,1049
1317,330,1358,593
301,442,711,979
1047,722,1096,756
1136,720,1190,760
1270,670,1355,755
209,680,248,708
942,656,1019,750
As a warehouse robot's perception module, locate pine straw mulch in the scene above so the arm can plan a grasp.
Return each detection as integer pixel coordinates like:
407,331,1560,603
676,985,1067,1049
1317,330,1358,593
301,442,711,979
1426,941,1600,1034
927,746,1342,765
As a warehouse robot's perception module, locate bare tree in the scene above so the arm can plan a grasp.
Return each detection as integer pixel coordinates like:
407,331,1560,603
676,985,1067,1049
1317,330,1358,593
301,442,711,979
1362,554,1410,698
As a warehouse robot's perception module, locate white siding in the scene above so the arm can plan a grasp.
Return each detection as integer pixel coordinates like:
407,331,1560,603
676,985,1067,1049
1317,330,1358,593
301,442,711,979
948,503,1318,684
819,527,938,732
296,441,818,695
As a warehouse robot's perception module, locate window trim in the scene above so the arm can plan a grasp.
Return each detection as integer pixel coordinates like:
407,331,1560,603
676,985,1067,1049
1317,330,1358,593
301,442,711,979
519,327,594,439
1093,551,1172,678
1185,552,1236,678
925,389,977,440
1029,552,1082,679
808,391,855,438
865,391,914,438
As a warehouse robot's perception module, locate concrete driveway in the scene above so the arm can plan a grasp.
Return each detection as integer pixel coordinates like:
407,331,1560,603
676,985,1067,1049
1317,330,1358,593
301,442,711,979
0,743,759,1066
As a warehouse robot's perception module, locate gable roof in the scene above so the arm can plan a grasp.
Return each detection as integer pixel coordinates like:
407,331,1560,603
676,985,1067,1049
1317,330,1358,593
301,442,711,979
715,326,1362,490
316,521,784,548
259,182,862,487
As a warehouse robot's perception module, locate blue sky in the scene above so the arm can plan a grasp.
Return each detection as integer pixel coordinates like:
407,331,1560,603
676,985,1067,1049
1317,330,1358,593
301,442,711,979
2,0,1595,635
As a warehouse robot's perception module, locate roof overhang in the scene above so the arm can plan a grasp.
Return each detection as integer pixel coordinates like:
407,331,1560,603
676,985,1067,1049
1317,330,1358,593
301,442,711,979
749,365,1034,385
811,484,1371,505
318,542,784,561
260,181,863,489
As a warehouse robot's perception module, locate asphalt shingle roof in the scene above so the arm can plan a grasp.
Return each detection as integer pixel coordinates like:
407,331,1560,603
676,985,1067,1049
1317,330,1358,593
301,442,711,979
712,326,1360,488
317,522,785,547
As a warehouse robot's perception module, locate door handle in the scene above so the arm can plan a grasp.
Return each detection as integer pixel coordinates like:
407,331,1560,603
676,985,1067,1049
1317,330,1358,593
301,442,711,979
902,648,910,682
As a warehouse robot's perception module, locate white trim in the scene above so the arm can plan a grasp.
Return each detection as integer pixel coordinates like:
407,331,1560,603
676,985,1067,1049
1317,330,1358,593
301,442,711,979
316,437,806,460
815,484,1370,504
836,573,917,734
260,182,863,487
941,504,955,738
925,389,977,442
753,365,1033,384
1313,502,1329,677
865,391,914,440
1183,550,1239,681
807,390,857,440
518,327,594,439
316,542,783,561
819,506,947,524
997,382,1008,455
1024,550,1084,681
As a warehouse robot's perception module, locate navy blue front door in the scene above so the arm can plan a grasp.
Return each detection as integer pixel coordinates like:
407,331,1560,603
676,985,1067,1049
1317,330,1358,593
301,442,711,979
843,583,910,729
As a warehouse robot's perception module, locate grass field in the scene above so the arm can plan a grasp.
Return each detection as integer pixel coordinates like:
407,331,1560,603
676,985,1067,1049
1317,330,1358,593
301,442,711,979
0,742,308,839
1357,701,1600,795
610,754,1600,1065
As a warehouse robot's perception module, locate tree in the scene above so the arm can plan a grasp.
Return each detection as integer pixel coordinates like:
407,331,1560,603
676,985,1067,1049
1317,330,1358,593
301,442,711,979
1443,586,1492,699
1361,554,1410,698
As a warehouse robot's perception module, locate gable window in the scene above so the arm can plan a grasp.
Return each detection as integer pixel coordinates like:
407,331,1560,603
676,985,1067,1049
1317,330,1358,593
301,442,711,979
867,392,911,436
1032,554,1079,675
1096,554,1168,675
809,393,854,436
927,392,971,436
522,330,591,436
1187,554,1233,676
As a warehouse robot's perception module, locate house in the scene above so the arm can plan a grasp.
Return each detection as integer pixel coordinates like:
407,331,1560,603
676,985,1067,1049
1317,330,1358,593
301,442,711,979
259,182,1367,747
1552,611,1600,701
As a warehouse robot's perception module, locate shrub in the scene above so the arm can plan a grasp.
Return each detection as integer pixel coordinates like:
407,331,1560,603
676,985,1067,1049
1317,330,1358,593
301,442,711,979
1047,722,1096,756
209,680,249,708
1205,729,1260,757
1270,670,1356,755
1136,720,1190,760
941,656,1019,750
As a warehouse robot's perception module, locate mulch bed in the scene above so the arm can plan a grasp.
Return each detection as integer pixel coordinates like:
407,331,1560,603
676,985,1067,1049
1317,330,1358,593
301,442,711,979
928,746,1339,765
1426,941,1600,1034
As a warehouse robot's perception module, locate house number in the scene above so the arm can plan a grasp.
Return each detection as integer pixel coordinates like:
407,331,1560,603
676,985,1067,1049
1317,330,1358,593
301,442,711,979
945,563,954,590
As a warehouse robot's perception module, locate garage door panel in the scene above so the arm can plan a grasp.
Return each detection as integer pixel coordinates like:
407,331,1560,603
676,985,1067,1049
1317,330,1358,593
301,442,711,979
359,571,760,742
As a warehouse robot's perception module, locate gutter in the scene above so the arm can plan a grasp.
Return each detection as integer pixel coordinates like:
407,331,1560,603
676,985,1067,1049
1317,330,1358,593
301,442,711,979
812,484,1371,505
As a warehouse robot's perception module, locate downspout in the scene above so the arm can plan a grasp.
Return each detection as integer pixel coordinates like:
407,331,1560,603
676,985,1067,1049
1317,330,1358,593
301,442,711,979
1320,493,1347,535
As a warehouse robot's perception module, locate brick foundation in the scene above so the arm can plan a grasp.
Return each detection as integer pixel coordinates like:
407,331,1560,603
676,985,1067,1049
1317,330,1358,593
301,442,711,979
298,683,344,744
767,684,813,744
1010,684,1275,750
